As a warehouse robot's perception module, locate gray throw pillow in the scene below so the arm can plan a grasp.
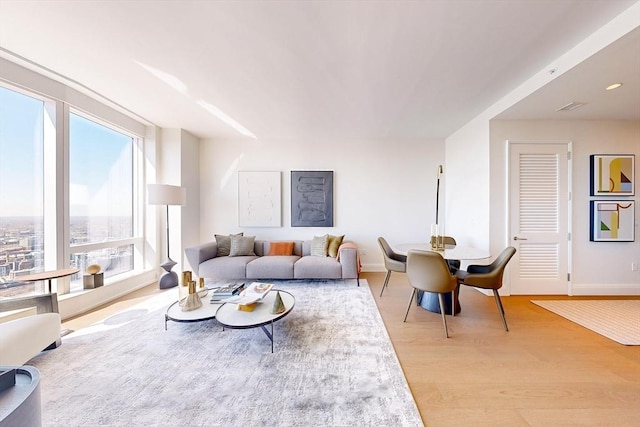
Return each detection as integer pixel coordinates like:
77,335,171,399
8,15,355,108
229,235,256,257
214,233,243,257
310,234,329,257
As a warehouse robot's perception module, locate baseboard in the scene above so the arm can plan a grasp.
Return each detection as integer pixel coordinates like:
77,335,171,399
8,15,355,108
570,283,640,296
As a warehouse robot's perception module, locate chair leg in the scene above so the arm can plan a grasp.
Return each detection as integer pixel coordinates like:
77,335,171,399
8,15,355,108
493,290,509,332
380,270,392,297
403,288,417,322
437,293,450,338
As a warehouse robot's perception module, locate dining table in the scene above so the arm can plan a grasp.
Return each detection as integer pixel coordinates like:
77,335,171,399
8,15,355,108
393,243,490,315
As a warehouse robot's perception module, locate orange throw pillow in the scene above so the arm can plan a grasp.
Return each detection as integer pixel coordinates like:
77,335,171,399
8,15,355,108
268,241,295,256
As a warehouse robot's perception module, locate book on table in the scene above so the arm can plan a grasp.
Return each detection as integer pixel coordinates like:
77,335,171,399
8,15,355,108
210,283,245,303
225,282,273,306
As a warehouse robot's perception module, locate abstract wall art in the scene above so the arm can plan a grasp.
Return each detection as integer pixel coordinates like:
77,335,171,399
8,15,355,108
590,154,635,196
291,170,333,227
590,200,635,242
238,171,281,227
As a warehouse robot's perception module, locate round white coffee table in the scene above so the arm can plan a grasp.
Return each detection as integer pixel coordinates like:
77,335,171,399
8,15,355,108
215,290,295,353
164,297,222,330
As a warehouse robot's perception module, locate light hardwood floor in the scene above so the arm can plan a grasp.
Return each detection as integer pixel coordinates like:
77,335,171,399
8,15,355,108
63,274,640,427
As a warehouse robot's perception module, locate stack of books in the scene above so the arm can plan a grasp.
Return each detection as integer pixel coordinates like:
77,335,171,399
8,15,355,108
209,283,245,303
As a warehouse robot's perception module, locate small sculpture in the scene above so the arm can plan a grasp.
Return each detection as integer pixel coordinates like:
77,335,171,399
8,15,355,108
181,280,203,312
270,291,285,314
86,264,101,275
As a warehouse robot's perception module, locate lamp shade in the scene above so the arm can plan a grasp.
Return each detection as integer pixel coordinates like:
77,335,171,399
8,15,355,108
148,184,186,206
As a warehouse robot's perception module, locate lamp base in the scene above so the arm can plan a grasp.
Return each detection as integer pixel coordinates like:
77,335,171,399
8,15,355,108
159,258,178,289
159,271,178,289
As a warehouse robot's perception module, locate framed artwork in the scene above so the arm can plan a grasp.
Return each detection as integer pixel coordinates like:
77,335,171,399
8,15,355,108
590,200,635,242
590,154,635,196
238,171,281,227
291,170,333,227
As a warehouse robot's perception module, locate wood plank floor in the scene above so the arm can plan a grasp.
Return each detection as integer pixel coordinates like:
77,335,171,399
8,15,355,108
63,274,640,427
362,272,640,427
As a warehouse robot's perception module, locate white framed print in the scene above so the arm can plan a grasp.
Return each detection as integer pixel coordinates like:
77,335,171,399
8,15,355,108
238,171,281,227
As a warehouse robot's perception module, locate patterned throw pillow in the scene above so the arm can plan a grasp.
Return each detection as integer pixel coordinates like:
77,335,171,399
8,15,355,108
214,232,243,257
327,234,344,258
229,235,256,257
310,234,329,257
268,241,295,256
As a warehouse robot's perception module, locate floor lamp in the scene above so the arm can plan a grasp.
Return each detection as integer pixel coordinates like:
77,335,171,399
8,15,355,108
148,184,186,289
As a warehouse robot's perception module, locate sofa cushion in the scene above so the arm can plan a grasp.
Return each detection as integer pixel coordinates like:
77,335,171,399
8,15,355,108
229,235,256,256
246,256,299,279
214,232,243,257
327,234,344,258
199,255,258,279
310,234,329,257
268,241,295,256
294,256,342,279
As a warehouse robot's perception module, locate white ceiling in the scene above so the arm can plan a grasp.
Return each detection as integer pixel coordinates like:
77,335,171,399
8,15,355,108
0,0,638,141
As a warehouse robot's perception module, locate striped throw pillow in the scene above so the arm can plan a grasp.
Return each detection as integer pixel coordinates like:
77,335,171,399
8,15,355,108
310,234,329,257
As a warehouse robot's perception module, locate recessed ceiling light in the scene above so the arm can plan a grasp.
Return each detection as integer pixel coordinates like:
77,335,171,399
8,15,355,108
606,83,623,91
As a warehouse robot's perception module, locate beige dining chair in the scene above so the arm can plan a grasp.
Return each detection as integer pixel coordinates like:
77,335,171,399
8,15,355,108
404,249,458,338
456,246,516,331
377,237,407,297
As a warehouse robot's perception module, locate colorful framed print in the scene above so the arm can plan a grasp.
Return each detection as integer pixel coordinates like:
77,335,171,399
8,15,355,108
590,154,635,196
590,200,635,242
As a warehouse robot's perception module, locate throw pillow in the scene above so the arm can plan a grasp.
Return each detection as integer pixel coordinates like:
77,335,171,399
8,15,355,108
310,234,329,257
268,241,295,256
327,234,345,258
229,235,256,257
214,232,243,257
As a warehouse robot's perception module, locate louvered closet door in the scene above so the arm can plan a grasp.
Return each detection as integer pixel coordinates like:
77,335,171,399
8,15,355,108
509,142,570,295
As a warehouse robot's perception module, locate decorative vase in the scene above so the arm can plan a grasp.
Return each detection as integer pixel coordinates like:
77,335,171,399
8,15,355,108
197,277,208,297
179,271,192,305
270,291,285,314
181,280,202,312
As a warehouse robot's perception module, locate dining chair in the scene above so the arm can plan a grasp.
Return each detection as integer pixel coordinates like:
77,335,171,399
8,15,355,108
404,249,458,338
456,246,516,331
377,237,407,297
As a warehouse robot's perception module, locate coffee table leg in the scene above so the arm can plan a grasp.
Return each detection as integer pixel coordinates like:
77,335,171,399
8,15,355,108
260,321,274,353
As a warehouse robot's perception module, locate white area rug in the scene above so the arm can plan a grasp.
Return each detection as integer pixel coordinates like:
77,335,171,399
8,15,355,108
531,299,640,345
30,280,423,426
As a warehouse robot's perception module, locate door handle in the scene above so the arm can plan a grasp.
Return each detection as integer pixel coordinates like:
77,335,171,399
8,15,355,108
513,236,528,241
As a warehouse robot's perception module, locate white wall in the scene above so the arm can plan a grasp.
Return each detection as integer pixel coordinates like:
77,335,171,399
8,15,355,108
490,119,640,294
444,117,491,250
198,137,444,271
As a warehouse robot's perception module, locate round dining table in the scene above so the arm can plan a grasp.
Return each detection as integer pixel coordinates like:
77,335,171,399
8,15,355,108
393,243,490,315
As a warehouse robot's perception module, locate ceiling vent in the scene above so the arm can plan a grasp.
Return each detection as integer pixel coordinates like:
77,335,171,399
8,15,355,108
556,102,586,112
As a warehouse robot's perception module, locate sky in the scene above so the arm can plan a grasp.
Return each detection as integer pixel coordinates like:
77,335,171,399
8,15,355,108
0,86,133,218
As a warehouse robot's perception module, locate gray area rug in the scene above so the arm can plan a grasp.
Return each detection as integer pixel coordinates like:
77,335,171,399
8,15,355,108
30,279,423,426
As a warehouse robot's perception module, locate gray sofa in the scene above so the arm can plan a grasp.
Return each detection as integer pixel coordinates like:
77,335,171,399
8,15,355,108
185,239,359,283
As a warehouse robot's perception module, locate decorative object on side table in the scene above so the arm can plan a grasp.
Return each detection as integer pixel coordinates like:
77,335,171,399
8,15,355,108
270,291,285,314
83,264,104,289
148,183,187,289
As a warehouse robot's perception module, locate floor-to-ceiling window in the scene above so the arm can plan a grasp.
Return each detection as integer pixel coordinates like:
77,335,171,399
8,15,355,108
0,80,145,298
68,112,138,293
0,86,45,297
